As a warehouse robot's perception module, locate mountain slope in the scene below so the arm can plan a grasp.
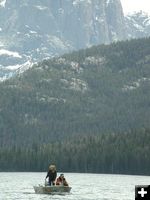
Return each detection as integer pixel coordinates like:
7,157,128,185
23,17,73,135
0,37,150,173
0,37,150,148
1,1,150,81
125,11,150,39
0,0,126,77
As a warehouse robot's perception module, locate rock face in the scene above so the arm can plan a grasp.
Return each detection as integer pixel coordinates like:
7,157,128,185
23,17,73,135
0,0,126,78
1,1,150,79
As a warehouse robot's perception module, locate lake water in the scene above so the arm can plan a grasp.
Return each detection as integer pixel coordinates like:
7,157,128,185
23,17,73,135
0,172,150,200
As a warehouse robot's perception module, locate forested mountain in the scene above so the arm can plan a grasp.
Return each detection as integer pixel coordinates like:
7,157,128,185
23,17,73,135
0,37,150,174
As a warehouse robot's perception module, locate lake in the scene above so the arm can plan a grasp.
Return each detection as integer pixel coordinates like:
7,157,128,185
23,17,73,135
0,172,149,200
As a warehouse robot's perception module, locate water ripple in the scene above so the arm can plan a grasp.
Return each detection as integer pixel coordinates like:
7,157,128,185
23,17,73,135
0,173,149,200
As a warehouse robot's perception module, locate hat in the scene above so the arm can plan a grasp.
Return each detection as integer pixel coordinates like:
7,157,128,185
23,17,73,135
60,173,64,177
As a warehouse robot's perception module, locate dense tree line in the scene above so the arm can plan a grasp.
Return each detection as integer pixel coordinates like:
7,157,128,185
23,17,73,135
0,129,150,175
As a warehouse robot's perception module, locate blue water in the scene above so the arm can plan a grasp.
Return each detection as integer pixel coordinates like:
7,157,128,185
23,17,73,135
0,172,149,200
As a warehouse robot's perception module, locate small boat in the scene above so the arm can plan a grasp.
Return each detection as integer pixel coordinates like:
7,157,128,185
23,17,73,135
33,185,71,194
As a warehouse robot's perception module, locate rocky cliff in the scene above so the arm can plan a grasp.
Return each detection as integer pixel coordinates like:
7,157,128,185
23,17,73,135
0,0,126,78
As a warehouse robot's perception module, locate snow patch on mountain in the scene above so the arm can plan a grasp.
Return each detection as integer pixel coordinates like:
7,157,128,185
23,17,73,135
34,5,48,11
0,60,33,82
73,0,92,5
106,0,111,6
16,60,33,74
0,0,6,7
5,60,32,71
0,49,22,58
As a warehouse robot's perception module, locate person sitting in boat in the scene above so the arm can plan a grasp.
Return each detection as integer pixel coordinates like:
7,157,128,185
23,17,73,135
56,173,69,186
45,164,57,186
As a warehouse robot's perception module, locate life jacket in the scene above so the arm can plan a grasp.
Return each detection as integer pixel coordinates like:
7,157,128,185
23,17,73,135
56,176,68,186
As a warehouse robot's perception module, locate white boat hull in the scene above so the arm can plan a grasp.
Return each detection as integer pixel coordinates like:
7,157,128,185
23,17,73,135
33,185,71,194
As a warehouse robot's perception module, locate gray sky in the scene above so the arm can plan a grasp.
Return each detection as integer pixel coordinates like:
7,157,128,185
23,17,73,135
120,0,150,14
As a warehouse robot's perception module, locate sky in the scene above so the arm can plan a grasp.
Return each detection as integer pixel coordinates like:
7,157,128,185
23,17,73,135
120,0,150,15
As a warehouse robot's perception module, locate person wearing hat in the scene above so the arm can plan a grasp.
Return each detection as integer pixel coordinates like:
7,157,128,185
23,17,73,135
45,164,57,186
56,173,69,186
